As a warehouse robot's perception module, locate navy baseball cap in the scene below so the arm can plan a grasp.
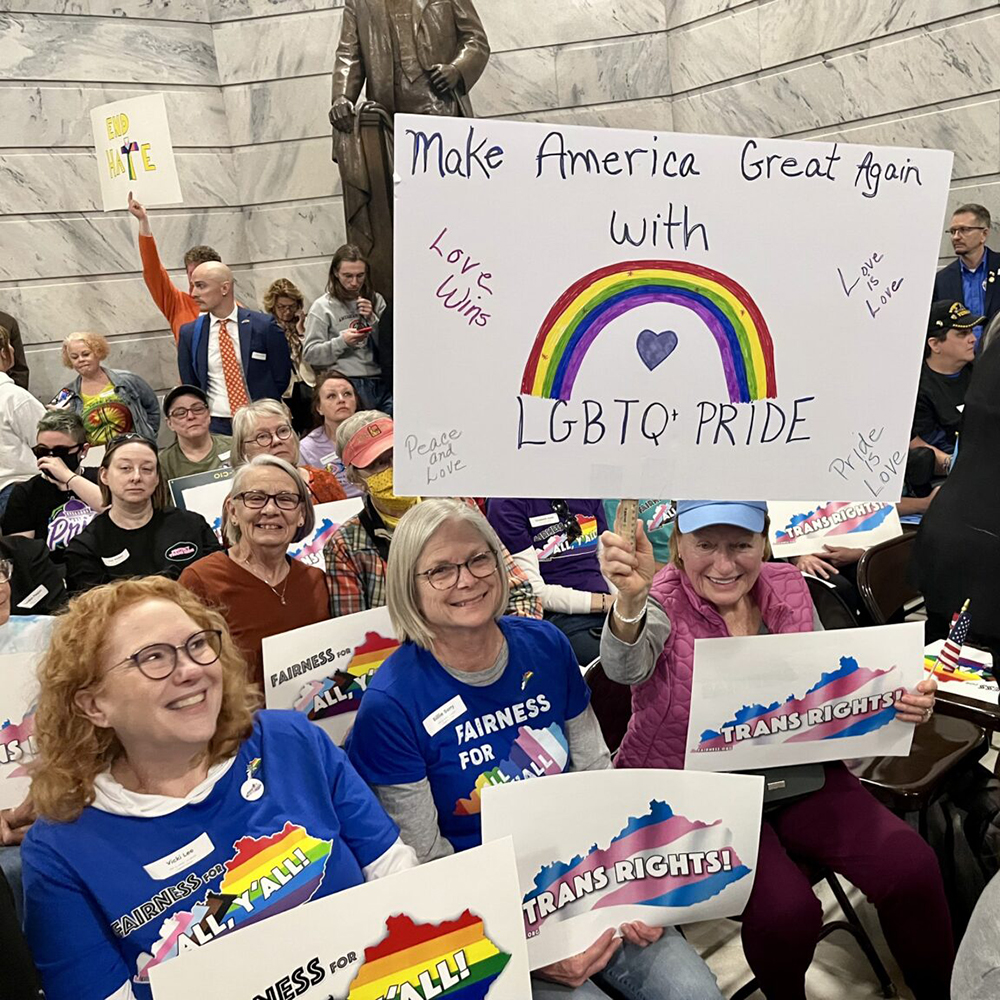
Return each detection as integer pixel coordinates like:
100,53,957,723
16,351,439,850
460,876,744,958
676,500,768,534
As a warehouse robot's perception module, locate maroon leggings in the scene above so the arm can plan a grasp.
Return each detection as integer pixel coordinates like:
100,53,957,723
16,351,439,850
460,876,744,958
740,763,954,1000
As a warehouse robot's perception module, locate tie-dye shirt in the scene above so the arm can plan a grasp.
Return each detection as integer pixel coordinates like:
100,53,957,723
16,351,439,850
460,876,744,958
347,616,590,852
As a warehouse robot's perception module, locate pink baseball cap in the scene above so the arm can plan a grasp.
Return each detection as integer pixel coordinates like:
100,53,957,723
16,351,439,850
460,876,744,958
342,417,394,469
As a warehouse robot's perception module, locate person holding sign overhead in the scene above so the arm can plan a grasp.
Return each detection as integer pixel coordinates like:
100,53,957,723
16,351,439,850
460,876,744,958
599,500,952,999
347,499,723,1000
21,576,416,1000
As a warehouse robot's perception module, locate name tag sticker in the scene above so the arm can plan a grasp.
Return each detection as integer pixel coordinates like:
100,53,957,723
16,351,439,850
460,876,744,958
251,351,267,361
320,451,339,466
18,584,48,609
143,833,215,881
102,549,130,567
423,695,467,737
219,451,231,462
528,513,560,528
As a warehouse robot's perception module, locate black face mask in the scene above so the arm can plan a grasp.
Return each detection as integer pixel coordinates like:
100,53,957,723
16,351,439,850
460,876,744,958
32,445,83,473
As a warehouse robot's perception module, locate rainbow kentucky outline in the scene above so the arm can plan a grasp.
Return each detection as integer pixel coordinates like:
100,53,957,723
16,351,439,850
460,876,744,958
521,260,776,403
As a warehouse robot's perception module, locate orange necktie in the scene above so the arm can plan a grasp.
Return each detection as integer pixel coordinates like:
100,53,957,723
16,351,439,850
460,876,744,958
218,318,249,412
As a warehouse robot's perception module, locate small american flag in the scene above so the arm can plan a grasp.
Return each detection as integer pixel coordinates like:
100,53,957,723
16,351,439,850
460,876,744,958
937,600,971,673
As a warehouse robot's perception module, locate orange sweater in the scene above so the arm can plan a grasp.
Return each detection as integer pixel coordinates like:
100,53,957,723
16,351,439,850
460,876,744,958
138,233,200,342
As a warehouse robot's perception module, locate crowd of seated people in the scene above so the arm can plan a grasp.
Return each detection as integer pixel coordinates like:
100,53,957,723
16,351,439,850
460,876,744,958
3,198,1000,1000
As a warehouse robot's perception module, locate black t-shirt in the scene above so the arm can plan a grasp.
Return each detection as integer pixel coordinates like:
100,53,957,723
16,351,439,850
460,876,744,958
912,363,972,453
64,508,221,594
0,469,101,553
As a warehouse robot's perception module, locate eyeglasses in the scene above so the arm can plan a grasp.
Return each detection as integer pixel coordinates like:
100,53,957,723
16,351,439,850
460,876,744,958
0,559,12,585
32,444,83,460
110,629,223,681
415,551,498,590
946,226,988,237
550,499,583,542
168,402,209,420
234,490,303,510
252,425,294,448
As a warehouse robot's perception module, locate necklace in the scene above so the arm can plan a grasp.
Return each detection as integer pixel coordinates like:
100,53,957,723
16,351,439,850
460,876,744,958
242,555,290,604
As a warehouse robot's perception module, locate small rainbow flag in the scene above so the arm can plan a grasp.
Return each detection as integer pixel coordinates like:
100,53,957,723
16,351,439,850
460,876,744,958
347,911,510,1000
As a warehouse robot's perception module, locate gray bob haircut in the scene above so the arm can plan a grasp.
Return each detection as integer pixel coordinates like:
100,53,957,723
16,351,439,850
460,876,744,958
224,455,315,546
386,498,509,650
231,399,300,466
37,409,87,444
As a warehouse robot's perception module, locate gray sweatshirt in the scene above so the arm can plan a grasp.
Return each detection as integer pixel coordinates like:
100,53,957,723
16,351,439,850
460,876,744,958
301,291,386,377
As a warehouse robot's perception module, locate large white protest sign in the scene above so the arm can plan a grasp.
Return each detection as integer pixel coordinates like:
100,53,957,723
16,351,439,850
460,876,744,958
925,640,999,706
263,607,398,745
149,837,530,1000
393,114,952,501
90,93,182,212
685,622,925,771
768,500,903,558
481,769,762,969
287,498,364,569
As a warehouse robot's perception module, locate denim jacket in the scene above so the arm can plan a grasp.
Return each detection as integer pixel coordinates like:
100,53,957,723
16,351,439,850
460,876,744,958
57,367,161,442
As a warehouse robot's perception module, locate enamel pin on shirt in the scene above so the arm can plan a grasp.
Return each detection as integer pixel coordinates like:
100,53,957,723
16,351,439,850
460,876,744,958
241,757,264,801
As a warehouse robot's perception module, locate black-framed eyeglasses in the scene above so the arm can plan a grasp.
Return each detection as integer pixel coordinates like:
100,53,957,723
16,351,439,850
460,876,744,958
946,226,987,236
0,559,12,585
110,629,223,681
415,551,498,590
32,444,83,460
550,499,583,542
252,425,294,448
234,490,303,510
168,402,209,420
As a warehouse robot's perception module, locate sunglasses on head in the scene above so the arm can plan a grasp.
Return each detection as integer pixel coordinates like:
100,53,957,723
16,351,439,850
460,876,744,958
105,433,158,456
32,444,83,460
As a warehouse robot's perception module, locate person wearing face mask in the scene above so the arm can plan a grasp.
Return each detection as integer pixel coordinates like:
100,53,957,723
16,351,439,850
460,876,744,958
64,436,221,595
324,411,541,619
1,410,104,554
52,332,160,445
179,456,331,687
0,324,45,519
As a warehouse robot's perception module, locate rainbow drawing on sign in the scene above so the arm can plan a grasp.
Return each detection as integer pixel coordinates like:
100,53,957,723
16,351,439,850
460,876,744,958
924,649,995,686
694,657,902,752
346,911,511,1000
773,502,893,545
522,799,750,934
520,260,776,403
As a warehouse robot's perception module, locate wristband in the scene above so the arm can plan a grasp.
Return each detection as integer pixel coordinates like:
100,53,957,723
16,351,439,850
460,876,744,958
67,473,79,488
612,599,647,625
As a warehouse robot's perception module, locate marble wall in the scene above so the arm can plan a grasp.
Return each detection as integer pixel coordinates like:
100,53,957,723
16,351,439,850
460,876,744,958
2,0,999,400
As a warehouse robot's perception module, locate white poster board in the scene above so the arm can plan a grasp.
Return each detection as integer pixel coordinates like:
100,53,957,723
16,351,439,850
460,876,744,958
149,838,531,1000
262,607,398,746
169,466,235,542
287,498,364,569
481,770,763,969
925,640,999,705
768,500,903,557
393,114,952,500
685,622,925,771
0,652,40,811
90,93,182,212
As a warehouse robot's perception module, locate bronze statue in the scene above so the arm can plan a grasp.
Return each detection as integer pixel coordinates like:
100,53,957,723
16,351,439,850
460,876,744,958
329,0,490,127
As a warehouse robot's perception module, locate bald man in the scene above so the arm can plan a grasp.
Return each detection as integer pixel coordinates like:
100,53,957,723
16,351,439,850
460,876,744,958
177,262,292,434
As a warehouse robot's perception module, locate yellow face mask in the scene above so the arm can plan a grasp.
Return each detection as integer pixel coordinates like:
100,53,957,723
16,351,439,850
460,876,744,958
365,467,420,520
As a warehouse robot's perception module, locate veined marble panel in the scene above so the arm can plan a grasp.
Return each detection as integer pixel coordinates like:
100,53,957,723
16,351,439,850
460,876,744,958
0,149,238,215
232,137,341,206
671,14,1000,138
211,8,343,86
238,259,330,309
501,95,673,131
223,75,331,145
243,196,345,265
667,4,760,93
666,0,755,29
479,0,665,54
556,32,670,107
211,0,341,21
474,48,559,118
0,84,229,149
0,0,207,19
806,100,1000,182
759,0,997,70
0,13,219,85
0,208,249,281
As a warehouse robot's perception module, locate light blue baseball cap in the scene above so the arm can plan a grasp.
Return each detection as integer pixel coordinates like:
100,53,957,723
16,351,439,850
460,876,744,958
675,500,768,534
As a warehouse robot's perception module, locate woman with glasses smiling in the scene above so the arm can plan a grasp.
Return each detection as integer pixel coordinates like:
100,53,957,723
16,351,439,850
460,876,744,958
347,499,722,1000
21,576,416,1000
179,456,331,687
65,435,221,594
232,399,346,504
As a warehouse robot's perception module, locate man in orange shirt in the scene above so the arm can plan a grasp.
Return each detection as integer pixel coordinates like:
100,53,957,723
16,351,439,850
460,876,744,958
127,192,222,342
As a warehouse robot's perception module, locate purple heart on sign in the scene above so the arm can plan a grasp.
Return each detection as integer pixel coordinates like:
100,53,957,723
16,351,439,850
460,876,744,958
636,329,678,371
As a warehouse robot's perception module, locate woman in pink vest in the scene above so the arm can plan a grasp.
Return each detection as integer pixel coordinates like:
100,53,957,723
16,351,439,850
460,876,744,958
599,500,952,1000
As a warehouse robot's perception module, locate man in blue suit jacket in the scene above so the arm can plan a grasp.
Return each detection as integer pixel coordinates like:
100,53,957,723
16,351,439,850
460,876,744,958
177,262,292,435
933,203,999,346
